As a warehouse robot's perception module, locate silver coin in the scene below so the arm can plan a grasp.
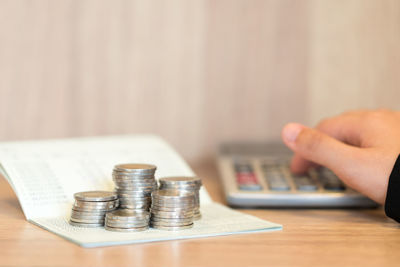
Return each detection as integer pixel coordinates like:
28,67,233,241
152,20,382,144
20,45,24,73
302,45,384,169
71,209,107,216
113,173,156,179
113,176,156,182
115,182,156,187
118,200,150,205
104,225,148,232
159,182,201,187
119,204,150,210
73,206,118,213
151,198,194,205
159,185,201,192
151,221,193,228
70,217,105,224
150,205,192,212
118,195,151,200
150,210,194,217
150,217,193,224
112,170,156,176
72,204,118,212
150,223,194,231
116,186,155,192
74,191,118,202
113,182,156,188
119,200,150,206
69,220,104,228
119,208,149,213
193,214,202,220
119,199,150,205
159,176,202,186
74,199,119,207
70,213,105,220
151,202,194,209
114,184,156,190
73,200,119,210
72,204,118,211
106,221,149,228
106,217,149,224
152,189,194,200
151,203,194,210
113,163,157,173
151,214,193,220
106,209,150,220
116,191,152,197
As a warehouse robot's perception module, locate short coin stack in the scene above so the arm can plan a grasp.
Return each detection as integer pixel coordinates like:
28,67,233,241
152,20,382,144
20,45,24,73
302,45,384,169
159,177,202,220
112,164,158,211
105,209,150,232
69,191,119,227
150,189,195,230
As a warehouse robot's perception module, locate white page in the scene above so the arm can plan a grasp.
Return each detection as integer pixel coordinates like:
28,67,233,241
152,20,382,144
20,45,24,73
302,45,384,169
0,135,281,247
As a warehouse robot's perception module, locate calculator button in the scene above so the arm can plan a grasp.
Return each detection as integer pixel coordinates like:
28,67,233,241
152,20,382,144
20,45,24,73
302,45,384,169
293,174,318,191
236,173,263,191
266,176,291,191
234,162,253,173
318,168,345,191
234,163,263,191
262,164,291,191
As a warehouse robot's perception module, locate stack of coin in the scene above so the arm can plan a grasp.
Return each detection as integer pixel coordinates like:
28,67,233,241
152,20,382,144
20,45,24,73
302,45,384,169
112,163,158,211
69,191,119,227
159,177,202,220
105,209,150,232
150,189,195,230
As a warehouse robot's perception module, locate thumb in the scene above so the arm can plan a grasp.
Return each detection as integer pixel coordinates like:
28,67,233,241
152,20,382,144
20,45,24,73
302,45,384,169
281,123,363,171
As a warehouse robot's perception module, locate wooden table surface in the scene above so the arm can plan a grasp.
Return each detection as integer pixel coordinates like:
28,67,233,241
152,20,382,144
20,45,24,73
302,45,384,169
0,161,399,267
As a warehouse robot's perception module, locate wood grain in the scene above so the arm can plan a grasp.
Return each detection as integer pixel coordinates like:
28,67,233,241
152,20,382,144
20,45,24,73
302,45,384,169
0,162,399,267
0,0,399,162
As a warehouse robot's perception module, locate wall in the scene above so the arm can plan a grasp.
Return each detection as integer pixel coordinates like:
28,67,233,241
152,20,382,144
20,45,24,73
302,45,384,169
0,0,399,162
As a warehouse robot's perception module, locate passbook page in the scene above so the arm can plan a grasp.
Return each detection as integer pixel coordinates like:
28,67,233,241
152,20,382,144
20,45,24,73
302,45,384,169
0,135,281,247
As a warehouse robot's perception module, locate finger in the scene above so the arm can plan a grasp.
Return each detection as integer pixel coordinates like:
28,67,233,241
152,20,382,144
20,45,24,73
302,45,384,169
288,113,367,173
290,153,319,174
281,123,364,171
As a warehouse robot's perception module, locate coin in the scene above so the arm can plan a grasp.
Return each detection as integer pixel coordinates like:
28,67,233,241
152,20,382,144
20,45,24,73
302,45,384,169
159,176,202,186
150,205,192,212
71,209,107,216
157,177,202,221
150,223,194,231
151,217,193,224
73,200,119,211
152,189,194,200
74,191,118,202
112,163,158,213
151,211,193,218
113,163,157,173
70,213,105,220
106,221,148,228
104,209,150,231
70,217,105,224
69,220,104,228
104,225,148,232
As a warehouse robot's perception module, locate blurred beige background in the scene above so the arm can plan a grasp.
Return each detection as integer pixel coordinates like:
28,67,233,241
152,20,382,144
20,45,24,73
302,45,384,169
0,0,399,163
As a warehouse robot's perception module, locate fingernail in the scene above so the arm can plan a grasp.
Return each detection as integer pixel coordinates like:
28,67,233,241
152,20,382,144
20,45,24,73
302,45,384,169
283,123,304,143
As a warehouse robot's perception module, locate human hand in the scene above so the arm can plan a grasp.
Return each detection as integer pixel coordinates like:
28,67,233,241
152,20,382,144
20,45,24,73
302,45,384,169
281,109,400,204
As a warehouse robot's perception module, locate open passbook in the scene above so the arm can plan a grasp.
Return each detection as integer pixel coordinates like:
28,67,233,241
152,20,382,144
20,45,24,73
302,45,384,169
0,135,281,247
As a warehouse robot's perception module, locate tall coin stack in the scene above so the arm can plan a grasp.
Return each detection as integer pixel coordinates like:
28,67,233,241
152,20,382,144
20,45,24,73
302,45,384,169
112,164,158,211
69,191,119,227
159,177,202,220
105,209,150,232
150,189,195,230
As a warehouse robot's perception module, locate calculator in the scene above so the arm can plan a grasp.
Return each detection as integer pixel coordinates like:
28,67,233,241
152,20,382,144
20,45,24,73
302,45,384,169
217,142,378,208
